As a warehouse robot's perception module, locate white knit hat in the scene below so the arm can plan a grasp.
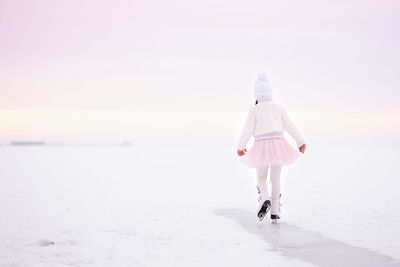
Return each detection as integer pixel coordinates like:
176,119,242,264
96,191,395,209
254,72,272,101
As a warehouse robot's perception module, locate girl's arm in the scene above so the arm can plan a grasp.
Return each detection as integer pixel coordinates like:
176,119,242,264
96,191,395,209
280,107,306,148
237,108,256,152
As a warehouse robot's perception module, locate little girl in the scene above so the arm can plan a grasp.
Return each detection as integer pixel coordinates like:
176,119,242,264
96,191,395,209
237,73,306,222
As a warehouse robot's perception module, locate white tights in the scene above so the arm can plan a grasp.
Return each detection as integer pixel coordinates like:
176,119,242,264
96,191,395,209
256,165,282,215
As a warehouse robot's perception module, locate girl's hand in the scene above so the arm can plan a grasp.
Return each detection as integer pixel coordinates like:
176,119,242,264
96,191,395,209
237,149,247,156
299,144,306,154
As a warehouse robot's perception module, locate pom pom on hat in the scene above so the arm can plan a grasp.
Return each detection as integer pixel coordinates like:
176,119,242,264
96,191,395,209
254,72,273,101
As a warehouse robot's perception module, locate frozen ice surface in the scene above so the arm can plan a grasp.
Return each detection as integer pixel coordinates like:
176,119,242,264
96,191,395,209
0,138,399,266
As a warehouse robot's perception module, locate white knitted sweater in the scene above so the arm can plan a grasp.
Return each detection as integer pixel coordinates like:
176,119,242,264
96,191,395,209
237,101,305,150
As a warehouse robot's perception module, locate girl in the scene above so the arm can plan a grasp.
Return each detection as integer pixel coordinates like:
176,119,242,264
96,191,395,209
237,73,306,222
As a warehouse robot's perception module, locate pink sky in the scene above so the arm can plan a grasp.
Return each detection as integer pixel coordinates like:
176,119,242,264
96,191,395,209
0,0,399,141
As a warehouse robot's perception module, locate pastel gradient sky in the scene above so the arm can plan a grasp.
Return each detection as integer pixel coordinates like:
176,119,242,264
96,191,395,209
1,0,399,142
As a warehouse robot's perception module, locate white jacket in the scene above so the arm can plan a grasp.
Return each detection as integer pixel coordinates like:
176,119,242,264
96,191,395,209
237,101,305,150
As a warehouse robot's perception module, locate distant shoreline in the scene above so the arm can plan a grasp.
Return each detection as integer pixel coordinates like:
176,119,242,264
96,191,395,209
4,141,133,147
11,141,46,146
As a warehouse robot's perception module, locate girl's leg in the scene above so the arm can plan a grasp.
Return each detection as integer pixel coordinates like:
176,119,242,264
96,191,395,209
256,167,270,202
270,165,282,215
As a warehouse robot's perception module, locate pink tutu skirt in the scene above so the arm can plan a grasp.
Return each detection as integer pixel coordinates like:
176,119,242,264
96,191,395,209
240,138,299,168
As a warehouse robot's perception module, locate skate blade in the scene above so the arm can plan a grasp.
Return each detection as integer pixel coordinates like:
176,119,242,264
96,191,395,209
271,215,280,223
257,207,270,222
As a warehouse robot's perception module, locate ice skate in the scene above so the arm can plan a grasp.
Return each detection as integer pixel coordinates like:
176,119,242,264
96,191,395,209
271,214,280,222
270,198,280,223
257,199,271,221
